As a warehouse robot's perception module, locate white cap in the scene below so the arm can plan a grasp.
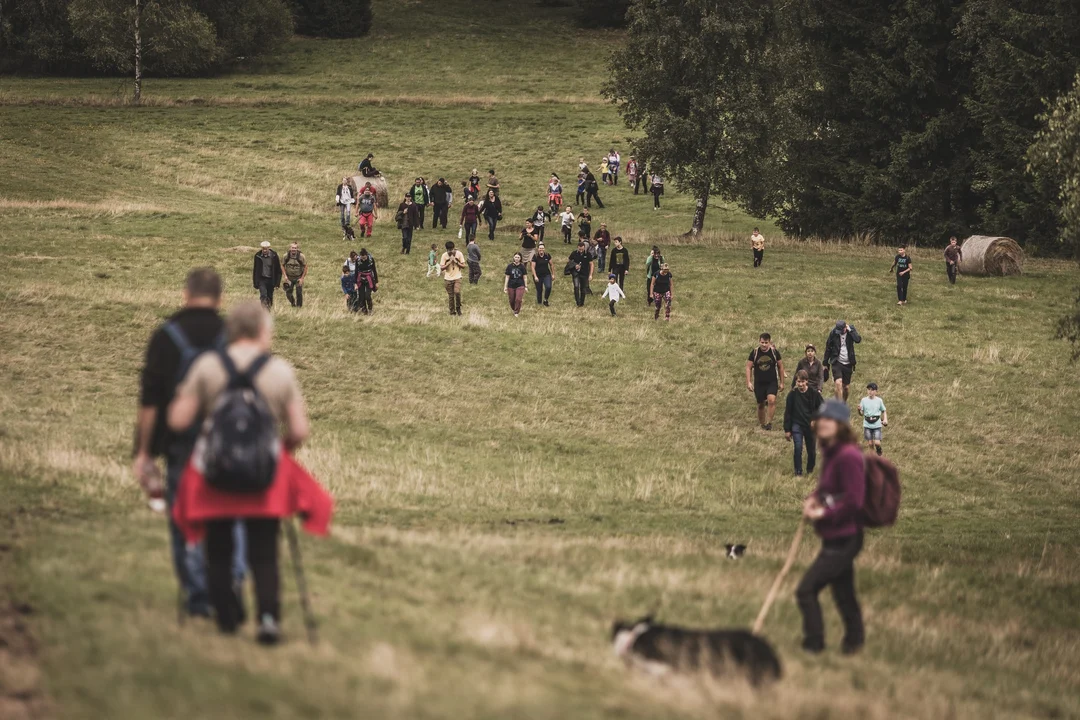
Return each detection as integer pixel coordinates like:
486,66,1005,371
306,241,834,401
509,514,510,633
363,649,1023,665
260,241,271,248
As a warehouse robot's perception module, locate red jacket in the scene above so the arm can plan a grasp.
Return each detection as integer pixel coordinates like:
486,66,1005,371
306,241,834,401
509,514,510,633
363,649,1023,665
173,451,334,544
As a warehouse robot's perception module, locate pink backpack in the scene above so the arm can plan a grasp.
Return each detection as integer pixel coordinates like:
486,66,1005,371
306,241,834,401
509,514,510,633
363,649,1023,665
861,454,901,528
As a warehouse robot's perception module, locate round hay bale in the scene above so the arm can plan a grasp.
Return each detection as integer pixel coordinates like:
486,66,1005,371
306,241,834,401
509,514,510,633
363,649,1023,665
958,235,1024,277
351,174,391,210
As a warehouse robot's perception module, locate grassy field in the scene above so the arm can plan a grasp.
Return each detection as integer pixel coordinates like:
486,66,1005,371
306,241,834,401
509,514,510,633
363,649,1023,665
2,1,1080,718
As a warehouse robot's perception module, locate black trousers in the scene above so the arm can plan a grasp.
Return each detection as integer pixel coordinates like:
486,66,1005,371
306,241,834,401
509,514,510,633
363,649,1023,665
753,248,764,267
562,226,572,243
897,273,910,301
946,261,958,284
572,274,588,306
652,189,662,208
586,187,604,208
609,300,618,316
633,176,646,194
284,280,303,307
611,266,627,289
796,530,864,650
416,204,426,228
257,279,275,308
357,283,374,314
576,190,585,205
537,225,545,243
206,518,281,633
432,203,449,228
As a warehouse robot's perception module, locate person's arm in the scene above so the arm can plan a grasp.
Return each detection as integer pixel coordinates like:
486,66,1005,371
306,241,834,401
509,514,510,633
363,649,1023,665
459,206,466,225
776,358,785,391
819,450,866,525
283,396,309,453
531,259,539,282
371,259,378,289
890,257,897,273
167,386,200,434
253,257,259,289
588,260,594,281
783,393,794,436
745,359,754,391
849,326,862,343
668,276,674,299
857,400,865,417
903,260,912,276
881,402,888,426
503,271,510,294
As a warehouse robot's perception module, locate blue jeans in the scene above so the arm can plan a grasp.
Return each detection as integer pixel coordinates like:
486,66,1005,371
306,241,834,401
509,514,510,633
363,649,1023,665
485,216,498,240
166,441,246,616
340,204,351,229
791,423,816,475
597,247,607,273
535,275,552,303
401,226,414,253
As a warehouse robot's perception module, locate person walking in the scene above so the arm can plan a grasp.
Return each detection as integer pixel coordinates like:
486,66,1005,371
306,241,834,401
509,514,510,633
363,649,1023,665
608,236,630,290
593,222,611,273
627,156,642,194
460,196,480,243
133,268,238,620
341,263,358,312
650,172,664,210
167,300,313,644
784,369,824,476
644,245,664,304
746,333,785,429
252,242,282,309
519,219,540,263
531,243,554,306
751,227,766,267
480,189,502,241
569,241,594,307
796,399,866,656
609,148,621,185
429,177,453,230
427,244,440,278
356,185,378,238
858,382,888,456
795,344,825,394
396,194,420,254
602,273,626,316
944,236,962,285
559,206,576,244
486,169,501,196
504,253,529,316
823,320,861,401
353,248,378,315
650,263,674,321
599,155,611,186
577,207,592,245
585,168,605,208
467,236,482,284
531,205,550,244
575,171,586,206
409,177,429,230
890,245,913,305
440,241,466,316
547,174,563,215
336,177,355,232
281,243,307,309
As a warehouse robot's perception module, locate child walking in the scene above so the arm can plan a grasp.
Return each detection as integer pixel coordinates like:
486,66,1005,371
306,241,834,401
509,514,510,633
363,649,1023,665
858,382,888,456
650,263,674,320
341,263,358,312
426,243,440,278
601,273,626,316
890,246,912,305
784,369,824,476
751,227,765,267
559,206,576,244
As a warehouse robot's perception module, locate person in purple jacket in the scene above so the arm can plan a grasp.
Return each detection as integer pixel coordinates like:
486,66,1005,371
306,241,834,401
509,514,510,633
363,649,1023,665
796,399,866,655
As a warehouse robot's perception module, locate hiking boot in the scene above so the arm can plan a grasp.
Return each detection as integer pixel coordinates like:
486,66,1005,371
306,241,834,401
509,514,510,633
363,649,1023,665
876,446,883,456
801,638,824,654
764,423,773,431
841,640,864,656
256,614,281,646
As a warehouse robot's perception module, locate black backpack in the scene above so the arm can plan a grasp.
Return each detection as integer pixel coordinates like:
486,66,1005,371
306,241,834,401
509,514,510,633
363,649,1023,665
202,352,280,493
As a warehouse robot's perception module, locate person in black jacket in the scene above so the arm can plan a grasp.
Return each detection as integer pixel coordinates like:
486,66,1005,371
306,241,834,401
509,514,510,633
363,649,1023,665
823,320,862,401
353,248,379,314
608,236,630,290
252,242,282,308
429,178,453,229
397,195,420,254
357,153,380,177
133,268,242,618
784,370,824,476
480,190,502,241
584,169,605,209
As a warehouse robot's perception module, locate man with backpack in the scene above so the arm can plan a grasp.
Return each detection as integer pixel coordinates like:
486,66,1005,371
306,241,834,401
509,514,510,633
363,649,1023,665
429,178,453,230
746,333,786,430
252,242,282,309
167,300,311,644
356,186,378,238
133,268,242,619
823,320,862,401
281,243,307,309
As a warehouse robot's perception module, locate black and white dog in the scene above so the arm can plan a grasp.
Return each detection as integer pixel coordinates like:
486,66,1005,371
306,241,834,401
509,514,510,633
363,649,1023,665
726,544,746,559
612,616,781,685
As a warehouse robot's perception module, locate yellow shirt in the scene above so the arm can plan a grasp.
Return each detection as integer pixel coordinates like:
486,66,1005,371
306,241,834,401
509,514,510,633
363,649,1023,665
441,250,465,281
751,233,765,250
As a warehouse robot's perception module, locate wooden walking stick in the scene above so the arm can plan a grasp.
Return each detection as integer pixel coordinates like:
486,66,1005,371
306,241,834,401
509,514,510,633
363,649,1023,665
752,518,806,635
285,518,319,646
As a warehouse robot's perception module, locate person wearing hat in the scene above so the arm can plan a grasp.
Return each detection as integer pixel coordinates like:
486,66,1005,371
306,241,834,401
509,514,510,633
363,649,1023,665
429,178,453,230
823,320,862,401
410,177,430,230
796,344,825,393
252,242,282,309
796,398,866,656
396,194,420,254
858,382,888,456
601,272,626,316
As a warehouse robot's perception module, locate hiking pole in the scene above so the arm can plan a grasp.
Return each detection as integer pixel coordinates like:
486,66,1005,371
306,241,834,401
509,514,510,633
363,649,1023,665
284,518,319,646
752,518,806,636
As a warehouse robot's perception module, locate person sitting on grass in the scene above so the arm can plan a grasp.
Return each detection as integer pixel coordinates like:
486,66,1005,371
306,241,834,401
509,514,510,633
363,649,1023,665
858,382,888,456
746,332,784,430
784,369,824,476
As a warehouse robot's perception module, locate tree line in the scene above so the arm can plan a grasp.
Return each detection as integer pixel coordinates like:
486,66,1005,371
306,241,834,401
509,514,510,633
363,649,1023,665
0,0,372,92
604,0,1080,253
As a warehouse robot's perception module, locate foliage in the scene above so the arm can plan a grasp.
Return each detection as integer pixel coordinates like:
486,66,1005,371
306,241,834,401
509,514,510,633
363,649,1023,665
574,0,628,28
291,0,372,38
191,0,293,60
1029,73,1080,259
0,0,86,70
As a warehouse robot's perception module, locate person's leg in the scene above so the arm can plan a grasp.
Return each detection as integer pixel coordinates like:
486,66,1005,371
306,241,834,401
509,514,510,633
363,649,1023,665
418,205,425,229
205,519,239,633
284,283,295,306
515,287,525,313
598,248,606,273
792,424,805,475
573,276,584,306
166,447,209,616
543,275,552,303
296,283,303,308
653,292,662,319
757,401,767,427
265,284,274,309
796,544,840,652
664,291,672,319
609,299,617,316
595,190,604,209
806,429,817,473
653,190,661,209
454,279,462,315
536,278,544,304
245,518,281,625
766,393,777,425
829,532,864,651
445,280,455,314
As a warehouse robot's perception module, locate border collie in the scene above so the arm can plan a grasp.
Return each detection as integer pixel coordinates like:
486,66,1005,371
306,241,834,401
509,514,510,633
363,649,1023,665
612,616,781,685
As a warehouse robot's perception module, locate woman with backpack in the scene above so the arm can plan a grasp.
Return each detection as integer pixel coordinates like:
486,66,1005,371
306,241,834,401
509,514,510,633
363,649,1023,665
353,248,378,315
796,399,866,656
480,190,502,241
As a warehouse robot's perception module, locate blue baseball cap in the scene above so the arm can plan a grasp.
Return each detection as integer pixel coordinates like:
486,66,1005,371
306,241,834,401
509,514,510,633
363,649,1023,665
813,399,851,424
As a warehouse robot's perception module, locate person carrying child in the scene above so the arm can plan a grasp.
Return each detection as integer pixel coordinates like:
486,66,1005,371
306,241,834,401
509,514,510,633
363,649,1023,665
784,369,824,476
601,273,626,316
858,382,888,456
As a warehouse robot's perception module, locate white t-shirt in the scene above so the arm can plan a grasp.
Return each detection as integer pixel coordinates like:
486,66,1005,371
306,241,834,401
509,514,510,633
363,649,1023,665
560,211,575,227
601,283,626,302
838,335,850,365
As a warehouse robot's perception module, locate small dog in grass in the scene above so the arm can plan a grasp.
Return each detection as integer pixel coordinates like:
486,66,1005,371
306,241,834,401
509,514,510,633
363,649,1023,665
726,544,746,559
612,616,782,685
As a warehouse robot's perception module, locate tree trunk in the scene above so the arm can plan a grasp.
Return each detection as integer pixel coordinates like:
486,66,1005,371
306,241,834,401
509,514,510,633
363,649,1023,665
686,187,710,236
133,0,142,105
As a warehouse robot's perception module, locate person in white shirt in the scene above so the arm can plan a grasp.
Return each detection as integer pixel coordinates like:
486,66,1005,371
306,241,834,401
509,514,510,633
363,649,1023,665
559,207,576,244
336,177,354,230
601,273,627,317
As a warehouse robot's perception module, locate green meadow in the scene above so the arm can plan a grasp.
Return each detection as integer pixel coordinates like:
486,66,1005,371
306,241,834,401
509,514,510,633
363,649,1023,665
1,1,1079,718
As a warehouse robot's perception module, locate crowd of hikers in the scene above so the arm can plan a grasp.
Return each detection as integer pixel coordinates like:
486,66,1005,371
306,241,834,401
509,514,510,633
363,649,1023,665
127,149,948,657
